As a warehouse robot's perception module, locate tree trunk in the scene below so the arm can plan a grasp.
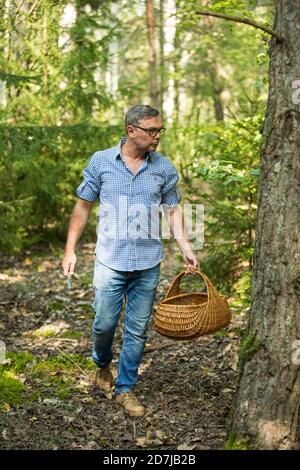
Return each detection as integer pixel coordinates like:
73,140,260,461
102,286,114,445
172,0,180,123
229,0,300,450
159,0,165,119
209,67,224,121
163,0,176,123
43,5,49,93
146,0,159,109
204,14,224,121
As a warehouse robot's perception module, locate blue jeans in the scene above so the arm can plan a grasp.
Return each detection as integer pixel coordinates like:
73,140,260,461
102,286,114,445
92,259,161,395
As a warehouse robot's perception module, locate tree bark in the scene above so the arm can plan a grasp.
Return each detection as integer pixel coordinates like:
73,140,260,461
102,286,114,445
229,0,300,450
159,0,165,119
146,0,159,109
172,0,181,123
204,15,224,121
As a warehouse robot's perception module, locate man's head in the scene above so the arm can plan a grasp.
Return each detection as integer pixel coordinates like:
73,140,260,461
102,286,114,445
125,104,165,152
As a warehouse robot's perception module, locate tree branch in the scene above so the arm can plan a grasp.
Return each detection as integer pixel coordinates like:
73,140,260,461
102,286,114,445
195,10,283,42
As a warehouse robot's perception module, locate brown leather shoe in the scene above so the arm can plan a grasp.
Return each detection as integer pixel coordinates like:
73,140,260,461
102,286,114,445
115,391,145,417
94,364,114,399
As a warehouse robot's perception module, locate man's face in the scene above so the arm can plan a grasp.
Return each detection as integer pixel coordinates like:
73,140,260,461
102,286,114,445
126,116,164,152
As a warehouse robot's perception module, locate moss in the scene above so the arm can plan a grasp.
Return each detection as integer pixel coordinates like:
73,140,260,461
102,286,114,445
32,354,94,400
0,372,28,407
49,301,64,311
55,381,74,400
79,274,92,287
98,438,111,448
31,354,95,377
60,331,82,340
230,326,244,338
1,353,95,407
225,431,253,450
33,329,56,338
213,329,229,339
80,303,94,314
86,311,95,319
0,352,38,408
5,352,34,373
239,333,262,361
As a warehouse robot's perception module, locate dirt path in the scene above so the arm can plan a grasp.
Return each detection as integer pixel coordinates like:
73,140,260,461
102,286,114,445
0,243,245,450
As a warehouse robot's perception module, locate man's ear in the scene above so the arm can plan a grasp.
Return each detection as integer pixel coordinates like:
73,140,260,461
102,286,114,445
126,125,134,137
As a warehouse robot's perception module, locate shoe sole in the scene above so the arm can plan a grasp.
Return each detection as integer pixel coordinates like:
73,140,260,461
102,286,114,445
126,409,145,417
115,400,145,417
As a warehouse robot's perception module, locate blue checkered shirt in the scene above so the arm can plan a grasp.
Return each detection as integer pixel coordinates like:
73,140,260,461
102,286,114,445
76,137,182,271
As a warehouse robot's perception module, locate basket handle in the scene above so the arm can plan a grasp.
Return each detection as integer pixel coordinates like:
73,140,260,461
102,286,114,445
164,269,219,301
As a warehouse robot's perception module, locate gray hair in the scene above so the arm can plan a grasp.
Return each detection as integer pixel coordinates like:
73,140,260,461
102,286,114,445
125,104,160,131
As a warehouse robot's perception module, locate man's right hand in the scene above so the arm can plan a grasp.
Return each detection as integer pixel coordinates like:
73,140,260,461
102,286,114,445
62,252,77,277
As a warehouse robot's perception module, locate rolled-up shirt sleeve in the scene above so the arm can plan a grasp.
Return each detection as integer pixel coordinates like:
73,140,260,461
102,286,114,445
161,163,182,207
76,153,101,201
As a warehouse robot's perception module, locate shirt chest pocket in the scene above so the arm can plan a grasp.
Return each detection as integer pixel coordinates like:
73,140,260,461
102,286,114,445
142,175,165,204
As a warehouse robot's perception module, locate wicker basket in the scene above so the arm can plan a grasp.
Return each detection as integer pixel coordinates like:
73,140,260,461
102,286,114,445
154,269,231,340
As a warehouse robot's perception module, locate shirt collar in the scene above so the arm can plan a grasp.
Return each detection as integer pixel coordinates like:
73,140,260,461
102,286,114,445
114,137,153,163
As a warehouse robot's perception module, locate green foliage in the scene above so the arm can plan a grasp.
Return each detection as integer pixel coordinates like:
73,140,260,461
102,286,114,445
0,124,122,252
230,270,253,309
162,114,262,298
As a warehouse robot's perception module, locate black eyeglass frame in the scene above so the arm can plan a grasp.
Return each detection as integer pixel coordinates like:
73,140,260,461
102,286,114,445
130,125,166,137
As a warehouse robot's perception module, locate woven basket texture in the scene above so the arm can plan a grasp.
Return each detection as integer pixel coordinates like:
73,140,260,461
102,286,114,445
154,270,231,340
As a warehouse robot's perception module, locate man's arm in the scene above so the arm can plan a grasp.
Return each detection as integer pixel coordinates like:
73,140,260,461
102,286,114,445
163,204,199,274
62,199,95,276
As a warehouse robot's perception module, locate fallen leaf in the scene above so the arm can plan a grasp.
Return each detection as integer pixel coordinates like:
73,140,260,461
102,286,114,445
1,358,12,365
136,437,148,448
155,430,165,440
177,443,196,450
136,431,153,448
42,398,59,405
1,403,11,413
63,416,75,424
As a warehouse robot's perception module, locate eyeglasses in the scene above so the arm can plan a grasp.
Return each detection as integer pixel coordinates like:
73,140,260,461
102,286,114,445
131,125,166,137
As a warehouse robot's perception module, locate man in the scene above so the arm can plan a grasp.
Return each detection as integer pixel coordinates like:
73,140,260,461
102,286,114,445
62,104,199,417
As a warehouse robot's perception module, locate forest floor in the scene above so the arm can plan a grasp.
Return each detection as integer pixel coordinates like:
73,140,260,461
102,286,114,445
0,242,247,450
